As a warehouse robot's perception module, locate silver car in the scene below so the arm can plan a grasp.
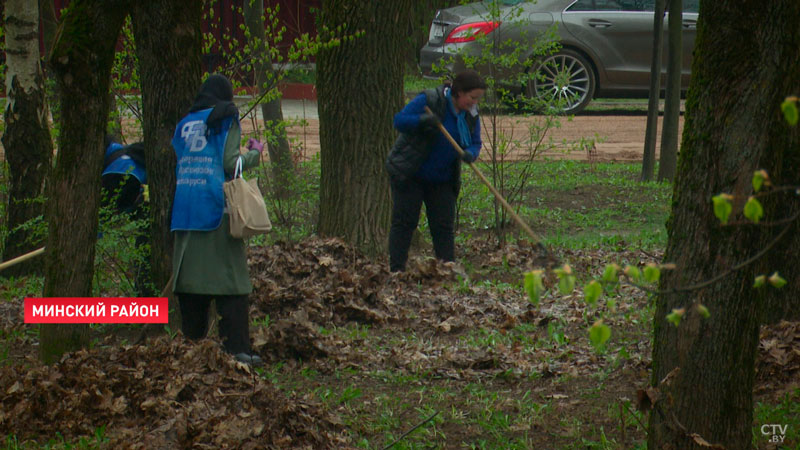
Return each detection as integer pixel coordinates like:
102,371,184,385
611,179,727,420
419,0,699,113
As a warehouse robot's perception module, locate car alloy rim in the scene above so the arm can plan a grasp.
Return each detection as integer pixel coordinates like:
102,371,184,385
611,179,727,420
534,53,591,112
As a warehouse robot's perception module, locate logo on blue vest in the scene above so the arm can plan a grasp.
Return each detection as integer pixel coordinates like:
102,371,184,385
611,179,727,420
180,120,208,152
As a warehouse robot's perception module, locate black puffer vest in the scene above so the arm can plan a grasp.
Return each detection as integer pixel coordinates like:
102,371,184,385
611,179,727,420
385,86,477,193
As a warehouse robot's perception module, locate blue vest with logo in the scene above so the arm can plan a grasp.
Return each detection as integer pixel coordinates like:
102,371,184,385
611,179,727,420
170,108,234,231
102,142,147,184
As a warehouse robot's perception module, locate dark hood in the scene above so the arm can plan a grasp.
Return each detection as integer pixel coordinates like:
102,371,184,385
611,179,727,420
190,74,238,130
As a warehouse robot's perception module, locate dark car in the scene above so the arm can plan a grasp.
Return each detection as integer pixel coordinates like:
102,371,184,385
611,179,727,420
419,0,699,113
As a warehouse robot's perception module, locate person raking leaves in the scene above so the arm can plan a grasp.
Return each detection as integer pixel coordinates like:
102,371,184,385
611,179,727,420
385,70,487,272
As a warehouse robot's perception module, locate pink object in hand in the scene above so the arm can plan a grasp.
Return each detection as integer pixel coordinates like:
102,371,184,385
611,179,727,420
246,138,264,153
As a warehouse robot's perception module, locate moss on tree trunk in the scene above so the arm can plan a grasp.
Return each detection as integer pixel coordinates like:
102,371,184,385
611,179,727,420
41,0,129,364
649,1,800,447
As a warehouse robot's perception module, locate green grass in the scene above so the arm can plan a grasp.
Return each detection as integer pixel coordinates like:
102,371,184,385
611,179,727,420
404,74,441,94
753,388,800,449
458,160,672,250
4,426,108,450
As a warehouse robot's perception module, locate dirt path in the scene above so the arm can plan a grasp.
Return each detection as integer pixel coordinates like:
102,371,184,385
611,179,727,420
279,112,682,163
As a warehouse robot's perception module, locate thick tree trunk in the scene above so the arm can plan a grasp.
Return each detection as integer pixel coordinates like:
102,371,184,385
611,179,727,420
38,0,61,125
640,0,665,182
131,1,203,304
242,0,293,194
407,1,462,69
1,0,53,277
38,0,58,58
316,1,411,255
656,0,682,182
42,0,129,363
649,1,800,448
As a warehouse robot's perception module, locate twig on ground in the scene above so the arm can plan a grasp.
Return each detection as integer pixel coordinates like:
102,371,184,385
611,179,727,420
381,410,439,450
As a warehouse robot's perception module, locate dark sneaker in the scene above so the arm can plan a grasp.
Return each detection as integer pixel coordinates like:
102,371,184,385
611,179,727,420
234,352,264,367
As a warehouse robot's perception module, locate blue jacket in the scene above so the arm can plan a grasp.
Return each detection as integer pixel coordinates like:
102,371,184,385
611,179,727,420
386,86,480,187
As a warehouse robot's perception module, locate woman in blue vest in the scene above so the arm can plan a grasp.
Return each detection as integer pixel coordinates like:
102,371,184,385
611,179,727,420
171,74,265,366
385,70,486,272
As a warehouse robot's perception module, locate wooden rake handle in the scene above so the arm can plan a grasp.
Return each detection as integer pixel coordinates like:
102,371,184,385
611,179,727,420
0,247,45,272
425,106,544,247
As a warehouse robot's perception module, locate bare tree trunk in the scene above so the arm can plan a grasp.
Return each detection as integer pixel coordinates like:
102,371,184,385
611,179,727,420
131,1,203,331
656,0,682,182
41,0,129,363
640,0,665,182
242,0,293,195
1,0,53,277
649,1,800,447
316,1,411,255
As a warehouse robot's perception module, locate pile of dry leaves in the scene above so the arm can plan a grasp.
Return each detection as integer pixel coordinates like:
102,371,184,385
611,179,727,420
756,320,800,389
0,336,349,448
1,236,797,447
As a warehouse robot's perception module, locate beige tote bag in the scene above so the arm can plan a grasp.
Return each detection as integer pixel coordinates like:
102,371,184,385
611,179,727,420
223,157,272,238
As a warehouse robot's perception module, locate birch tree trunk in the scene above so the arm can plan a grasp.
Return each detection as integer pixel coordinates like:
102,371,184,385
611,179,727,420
1,0,53,277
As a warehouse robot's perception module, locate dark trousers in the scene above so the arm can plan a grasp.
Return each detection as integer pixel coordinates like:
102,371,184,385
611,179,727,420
177,293,251,355
388,177,456,272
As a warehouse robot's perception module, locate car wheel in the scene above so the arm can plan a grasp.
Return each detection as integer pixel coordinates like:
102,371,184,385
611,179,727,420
526,49,595,114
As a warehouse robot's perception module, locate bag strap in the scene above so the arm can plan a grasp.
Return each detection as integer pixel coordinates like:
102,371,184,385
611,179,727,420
234,156,243,179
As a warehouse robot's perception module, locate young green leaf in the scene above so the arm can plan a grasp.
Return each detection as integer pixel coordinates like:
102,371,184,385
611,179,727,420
589,320,611,348
623,265,641,283
752,170,769,193
554,264,573,277
754,275,766,288
601,263,620,284
606,299,616,312
643,263,660,283
666,308,685,327
584,280,602,306
768,272,787,288
524,270,545,306
696,304,710,319
712,194,733,225
558,274,576,295
781,97,799,126
743,196,764,224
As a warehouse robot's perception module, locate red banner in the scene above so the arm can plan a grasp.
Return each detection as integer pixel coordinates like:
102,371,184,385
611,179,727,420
24,298,168,324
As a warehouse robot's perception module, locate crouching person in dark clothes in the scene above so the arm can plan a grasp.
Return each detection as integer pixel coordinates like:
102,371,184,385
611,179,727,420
385,70,486,272
102,136,147,214
170,74,265,366
101,135,153,296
